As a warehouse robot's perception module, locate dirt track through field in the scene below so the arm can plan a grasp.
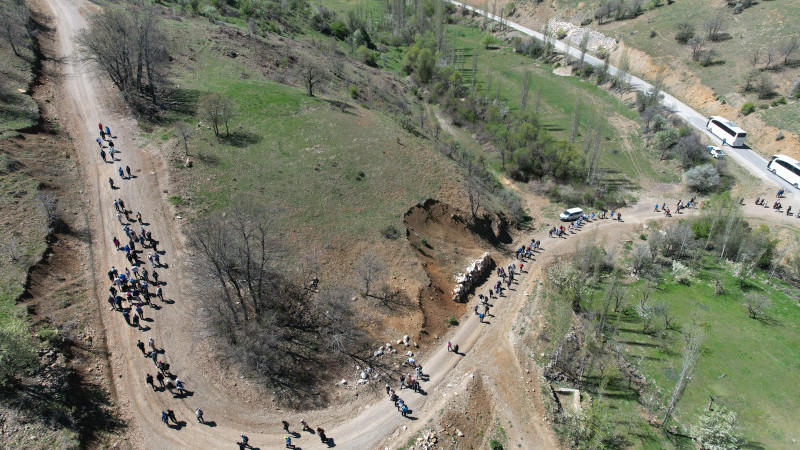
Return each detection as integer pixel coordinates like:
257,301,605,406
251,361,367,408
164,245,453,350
41,0,749,448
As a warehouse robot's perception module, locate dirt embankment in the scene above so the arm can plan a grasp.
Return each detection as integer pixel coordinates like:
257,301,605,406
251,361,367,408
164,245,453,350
403,199,512,344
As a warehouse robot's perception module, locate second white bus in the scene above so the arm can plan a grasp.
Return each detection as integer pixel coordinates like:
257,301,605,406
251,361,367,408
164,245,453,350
768,154,800,188
706,116,747,147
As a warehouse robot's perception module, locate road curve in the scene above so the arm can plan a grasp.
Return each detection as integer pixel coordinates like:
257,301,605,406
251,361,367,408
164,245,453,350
447,0,795,193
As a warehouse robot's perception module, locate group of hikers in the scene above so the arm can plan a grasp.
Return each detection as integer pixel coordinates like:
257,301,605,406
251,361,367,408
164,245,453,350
655,197,697,216
756,189,799,217
97,122,339,448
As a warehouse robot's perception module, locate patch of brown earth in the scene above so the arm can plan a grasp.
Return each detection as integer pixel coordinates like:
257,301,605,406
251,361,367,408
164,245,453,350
439,373,495,449
403,199,511,345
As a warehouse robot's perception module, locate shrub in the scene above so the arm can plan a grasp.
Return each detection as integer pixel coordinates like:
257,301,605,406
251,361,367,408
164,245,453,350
556,28,568,40
382,225,401,240
0,315,38,385
331,20,350,40
776,131,785,141
481,33,498,49
684,164,720,193
741,101,755,115
447,316,459,326
349,84,358,99
356,45,377,66
672,260,693,285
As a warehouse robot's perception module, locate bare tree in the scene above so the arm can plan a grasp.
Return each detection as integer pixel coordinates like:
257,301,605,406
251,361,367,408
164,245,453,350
662,326,703,427
174,122,194,157
634,286,656,333
742,69,759,92
675,22,695,44
749,48,761,67
356,250,385,298
297,57,328,97
780,36,799,65
465,158,485,221
615,49,631,91
688,36,705,61
756,73,775,99
199,93,225,137
578,32,590,70
743,293,771,320
77,5,168,108
763,47,777,70
519,68,530,110
569,99,580,144
703,13,726,42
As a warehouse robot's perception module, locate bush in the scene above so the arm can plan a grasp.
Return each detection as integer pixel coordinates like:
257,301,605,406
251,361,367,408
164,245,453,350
675,23,695,44
776,131,785,141
556,28,568,40
481,33,498,49
447,316,459,326
741,101,755,115
356,45,377,66
349,84,358,99
684,164,720,193
331,20,350,40
0,315,38,385
672,261,693,285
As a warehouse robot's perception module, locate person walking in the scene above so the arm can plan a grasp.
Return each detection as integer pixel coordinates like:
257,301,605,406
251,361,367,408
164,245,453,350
161,411,169,426
136,211,142,223
100,148,106,162
175,378,185,396
131,265,139,279
167,409,177,424
122,309,131,325
126,166,132,178
105,126,111,138
156,286,163,301
109,177,115,189
112,237,120,249
118,167,125,179
478,312,485,323
156,372,165,388
195,408,204,423
148,337,156,352
135,304,144,320
137,339,146,355
317,427,327,443
400,374,405,390
146,373,155,390
152,270,159,285
447,341,452,352
300,419,311,432
96,137,103,148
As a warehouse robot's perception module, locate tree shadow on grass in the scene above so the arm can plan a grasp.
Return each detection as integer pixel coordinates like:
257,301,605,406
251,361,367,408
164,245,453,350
221,130,262,148
196,152,221,166
162,88,202,117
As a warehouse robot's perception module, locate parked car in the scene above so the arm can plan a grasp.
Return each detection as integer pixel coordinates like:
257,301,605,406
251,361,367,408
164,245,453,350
559,207,584,222
708,146,725,159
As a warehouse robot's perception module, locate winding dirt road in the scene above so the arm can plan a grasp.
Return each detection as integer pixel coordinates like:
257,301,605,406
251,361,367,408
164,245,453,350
40,0,721,448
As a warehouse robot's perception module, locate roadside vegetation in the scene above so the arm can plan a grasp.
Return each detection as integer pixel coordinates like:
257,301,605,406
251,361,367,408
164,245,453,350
531,193,800,448
0,0,40,133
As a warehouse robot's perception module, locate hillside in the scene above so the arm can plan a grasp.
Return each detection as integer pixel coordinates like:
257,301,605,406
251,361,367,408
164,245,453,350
461,0,800,160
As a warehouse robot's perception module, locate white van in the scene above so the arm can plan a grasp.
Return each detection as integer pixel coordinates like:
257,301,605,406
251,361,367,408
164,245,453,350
559,207,584,222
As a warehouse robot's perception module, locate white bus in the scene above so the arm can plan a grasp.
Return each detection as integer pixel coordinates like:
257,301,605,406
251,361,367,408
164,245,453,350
767,154,800,188
706,116,747,147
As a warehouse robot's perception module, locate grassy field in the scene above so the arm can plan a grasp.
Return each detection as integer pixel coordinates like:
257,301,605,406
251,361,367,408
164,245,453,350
532,247,800,448
147,17,462,258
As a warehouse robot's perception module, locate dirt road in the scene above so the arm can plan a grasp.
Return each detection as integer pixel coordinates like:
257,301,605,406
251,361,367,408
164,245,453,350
39,0,745,449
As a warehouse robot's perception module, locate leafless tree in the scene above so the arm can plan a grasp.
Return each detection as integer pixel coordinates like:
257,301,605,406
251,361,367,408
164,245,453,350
615,49,631,91
703,13,726,42
662,326,703,427
519,68,530,110
189,205,365,402
763,47,777,70
297,57,328,97
578,32,590,69
465,158,485,221
356,250,385,298
199,93,227,137
569,99,580,144
756,73,775,99
634,286,656,333
749,48,761,67
688,36,705,61
174,122,194,157
742,69,759,92
77,5,168,108
780,36,799,65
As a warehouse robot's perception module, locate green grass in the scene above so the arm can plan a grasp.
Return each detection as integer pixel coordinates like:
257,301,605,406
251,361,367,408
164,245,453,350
149,16,457,249
600,259,800,448
757,101,800,134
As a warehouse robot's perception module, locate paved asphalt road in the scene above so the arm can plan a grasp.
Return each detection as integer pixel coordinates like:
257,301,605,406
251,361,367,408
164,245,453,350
448,0,796,193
